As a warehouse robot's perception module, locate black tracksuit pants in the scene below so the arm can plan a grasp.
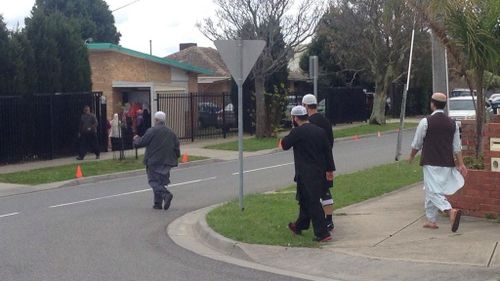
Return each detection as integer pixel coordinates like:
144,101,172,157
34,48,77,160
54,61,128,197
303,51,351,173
295,178,329,239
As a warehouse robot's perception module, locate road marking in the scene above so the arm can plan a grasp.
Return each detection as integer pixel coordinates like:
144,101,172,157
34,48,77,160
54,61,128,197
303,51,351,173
0,212,20,219
232,162,294,175
49,176,217,209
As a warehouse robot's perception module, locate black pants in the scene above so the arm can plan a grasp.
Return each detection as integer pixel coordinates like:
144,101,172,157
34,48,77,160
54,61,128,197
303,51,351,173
78,132,100,159
294,178,328,239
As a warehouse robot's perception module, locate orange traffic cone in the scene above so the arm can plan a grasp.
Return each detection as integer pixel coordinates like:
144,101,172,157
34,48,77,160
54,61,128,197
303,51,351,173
353,135,360,141
181,153,189,163
377,131,381,137
75,165,83,178
277,138,283,149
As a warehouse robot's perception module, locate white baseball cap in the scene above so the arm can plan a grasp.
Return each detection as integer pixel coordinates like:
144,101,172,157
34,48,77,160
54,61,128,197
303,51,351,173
154,111,166,121
302,94,317,105
291,105,307,116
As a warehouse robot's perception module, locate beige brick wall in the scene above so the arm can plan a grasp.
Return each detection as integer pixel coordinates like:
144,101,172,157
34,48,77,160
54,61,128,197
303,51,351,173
89,51,199,119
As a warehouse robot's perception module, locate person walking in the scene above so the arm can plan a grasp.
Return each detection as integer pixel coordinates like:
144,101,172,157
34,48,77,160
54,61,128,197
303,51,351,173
408,92,467,232
77,105,100,160
282,106,335,242
133,111,180,210
302,94,336,231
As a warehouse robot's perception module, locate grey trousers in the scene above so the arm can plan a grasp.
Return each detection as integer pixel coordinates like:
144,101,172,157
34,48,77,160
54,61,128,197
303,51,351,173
146,165,172,205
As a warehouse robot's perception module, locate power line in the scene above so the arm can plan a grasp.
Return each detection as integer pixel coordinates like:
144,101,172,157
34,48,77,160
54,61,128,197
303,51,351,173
112,0,142,12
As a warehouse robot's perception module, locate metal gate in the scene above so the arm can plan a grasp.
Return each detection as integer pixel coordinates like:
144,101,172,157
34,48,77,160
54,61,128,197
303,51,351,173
156,92,235,141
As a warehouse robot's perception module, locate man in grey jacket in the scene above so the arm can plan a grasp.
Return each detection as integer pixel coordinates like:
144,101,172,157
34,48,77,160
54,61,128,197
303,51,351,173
133,111,180,210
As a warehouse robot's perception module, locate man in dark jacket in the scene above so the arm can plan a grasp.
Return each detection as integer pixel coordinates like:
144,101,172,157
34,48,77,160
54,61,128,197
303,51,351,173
77,105,100,160
134,111,180,210
302,94,336,231
282,106,335,242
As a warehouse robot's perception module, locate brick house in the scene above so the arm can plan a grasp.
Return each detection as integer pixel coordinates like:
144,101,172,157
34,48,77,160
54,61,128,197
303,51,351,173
87,43,212,120
166,43,232,94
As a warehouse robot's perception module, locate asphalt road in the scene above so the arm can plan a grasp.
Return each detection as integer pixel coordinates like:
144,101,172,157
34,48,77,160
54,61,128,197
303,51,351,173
0,130,414,281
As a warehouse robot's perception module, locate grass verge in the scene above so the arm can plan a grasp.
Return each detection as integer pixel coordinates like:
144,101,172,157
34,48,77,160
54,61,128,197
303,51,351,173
0,155,207,185
334,122,417,139
207,158,422,247
205,122,418,151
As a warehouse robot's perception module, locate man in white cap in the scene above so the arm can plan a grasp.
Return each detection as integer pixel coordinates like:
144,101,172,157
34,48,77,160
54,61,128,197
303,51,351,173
281,105,335,242
409,92,467,232
302,94,336,231
134,111,180,210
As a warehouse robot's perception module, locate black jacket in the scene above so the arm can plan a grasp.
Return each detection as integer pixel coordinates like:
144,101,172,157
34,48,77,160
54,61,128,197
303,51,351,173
309,113,334,148
281,123,335,192
133,124,180,167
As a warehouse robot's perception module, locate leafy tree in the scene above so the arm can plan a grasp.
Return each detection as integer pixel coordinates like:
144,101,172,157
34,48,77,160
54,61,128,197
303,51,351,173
199,0,323,137
25,10,91,93
8,32,38,95
33,0,121,43
409,0,500,157
0,16,12,95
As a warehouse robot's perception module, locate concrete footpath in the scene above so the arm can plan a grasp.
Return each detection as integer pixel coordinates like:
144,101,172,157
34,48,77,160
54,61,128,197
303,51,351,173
169,183,500,281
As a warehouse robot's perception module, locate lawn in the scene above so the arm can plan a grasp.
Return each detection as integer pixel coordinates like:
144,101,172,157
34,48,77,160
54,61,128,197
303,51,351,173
0,155,207,185
205,122,418,151
333,122,417,139
207,158,423,247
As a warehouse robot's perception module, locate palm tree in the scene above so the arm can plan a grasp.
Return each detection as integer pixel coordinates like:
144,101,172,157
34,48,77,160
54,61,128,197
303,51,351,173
408,0,500,158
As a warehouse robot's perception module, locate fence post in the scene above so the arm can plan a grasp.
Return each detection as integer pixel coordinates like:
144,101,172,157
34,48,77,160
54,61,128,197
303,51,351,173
190,93,195,142
49,95,55,160
222,93,227,139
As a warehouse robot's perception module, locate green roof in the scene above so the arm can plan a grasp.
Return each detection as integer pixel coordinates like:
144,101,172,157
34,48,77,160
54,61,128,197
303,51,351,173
86,43,213,75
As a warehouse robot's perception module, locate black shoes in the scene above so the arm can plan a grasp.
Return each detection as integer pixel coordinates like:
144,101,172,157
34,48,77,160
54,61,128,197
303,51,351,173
288,223,302,235
153,204,162,210
163,193,173,210
76,157,83,160
96,155,100,159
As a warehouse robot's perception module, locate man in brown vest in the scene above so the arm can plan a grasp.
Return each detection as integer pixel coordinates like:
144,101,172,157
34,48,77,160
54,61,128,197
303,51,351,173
409,92,467,232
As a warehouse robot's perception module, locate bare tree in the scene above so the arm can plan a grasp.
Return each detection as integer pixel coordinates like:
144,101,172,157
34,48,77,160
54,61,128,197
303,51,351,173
198,0,323,137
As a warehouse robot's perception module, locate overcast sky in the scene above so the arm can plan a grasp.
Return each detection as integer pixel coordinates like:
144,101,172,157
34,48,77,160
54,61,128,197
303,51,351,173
0,0,217,57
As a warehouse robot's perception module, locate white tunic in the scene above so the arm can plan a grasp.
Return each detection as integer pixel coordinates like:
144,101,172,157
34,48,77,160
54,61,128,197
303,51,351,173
411,110,464,195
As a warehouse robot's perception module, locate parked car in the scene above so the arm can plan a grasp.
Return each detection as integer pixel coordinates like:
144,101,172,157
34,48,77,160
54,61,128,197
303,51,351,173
216,103,236,130
198,102,220,128
489,96,500,115
488,93,500,104
450,88,476,98
448,97,476,126
281,95,302,127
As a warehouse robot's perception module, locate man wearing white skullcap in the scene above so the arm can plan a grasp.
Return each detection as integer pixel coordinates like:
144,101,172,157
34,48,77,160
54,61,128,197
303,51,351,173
302,94,336,231
134,111,180,211
281,106,335,242
409,92,467,232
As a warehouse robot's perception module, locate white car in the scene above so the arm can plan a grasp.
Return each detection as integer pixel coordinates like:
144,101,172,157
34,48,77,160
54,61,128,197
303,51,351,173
448,97,476,126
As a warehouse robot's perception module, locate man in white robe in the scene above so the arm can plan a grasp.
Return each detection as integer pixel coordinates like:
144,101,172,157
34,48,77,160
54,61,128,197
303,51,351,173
409,92,468,232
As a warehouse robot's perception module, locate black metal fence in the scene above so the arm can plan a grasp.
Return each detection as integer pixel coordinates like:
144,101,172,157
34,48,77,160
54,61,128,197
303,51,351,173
156,92,236,141
290,88,370,125
0,92,106,164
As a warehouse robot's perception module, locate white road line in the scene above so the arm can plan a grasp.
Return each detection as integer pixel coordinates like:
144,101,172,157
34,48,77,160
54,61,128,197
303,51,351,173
49,176,217,209
0,212,20,219
232,162,294,175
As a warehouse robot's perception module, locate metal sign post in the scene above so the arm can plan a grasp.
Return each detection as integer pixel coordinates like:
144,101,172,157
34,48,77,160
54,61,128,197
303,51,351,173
215,39,265,211
309,56,318,98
